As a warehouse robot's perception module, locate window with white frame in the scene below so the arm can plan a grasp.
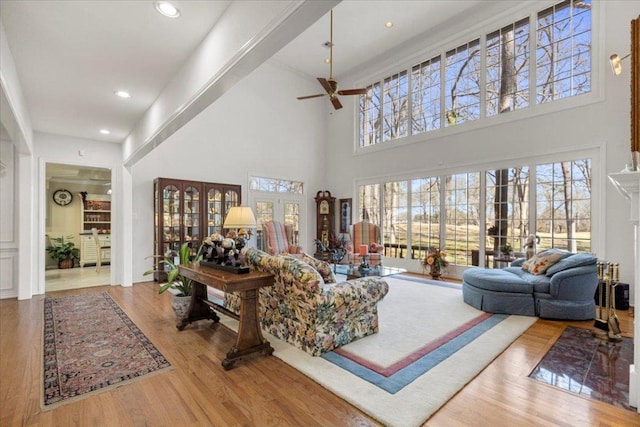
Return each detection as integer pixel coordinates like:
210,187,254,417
486,18,530,116
357,0,591,148
383,181,409,258
535,159,591,252
357,184,381,224
410,176,442,259
411,56,441,134
445,39,481,127
536,0,592,103
443,172,481,266
249,176,303,194
357,157,591,268
485,167,531,255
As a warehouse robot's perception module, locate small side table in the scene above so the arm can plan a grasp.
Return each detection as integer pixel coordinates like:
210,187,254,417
493,256,515,268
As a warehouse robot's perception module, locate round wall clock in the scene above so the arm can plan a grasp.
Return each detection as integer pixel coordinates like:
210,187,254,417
53,189,73,206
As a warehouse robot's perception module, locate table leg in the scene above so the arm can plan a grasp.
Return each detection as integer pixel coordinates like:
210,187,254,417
176,281,220,330
222,288,273,370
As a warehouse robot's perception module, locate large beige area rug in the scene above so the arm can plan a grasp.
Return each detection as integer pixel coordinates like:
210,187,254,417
219,275,537,427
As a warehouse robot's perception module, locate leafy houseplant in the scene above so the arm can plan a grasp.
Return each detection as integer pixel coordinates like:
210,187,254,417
46,235,80,269
144,242,203,317
500,243,513,257
144,242,203,296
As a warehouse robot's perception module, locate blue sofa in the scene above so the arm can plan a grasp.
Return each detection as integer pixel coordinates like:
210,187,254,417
462,252,598,320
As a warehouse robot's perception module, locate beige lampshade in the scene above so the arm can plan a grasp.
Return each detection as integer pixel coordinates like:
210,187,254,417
223,206,257,229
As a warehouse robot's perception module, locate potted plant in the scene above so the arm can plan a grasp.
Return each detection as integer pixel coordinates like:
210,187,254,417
500,243,513,257
144,242,203,317
46,235,80,269
421,248,449,280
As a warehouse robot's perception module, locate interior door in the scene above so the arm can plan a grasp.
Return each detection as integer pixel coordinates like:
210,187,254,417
252,195,303,251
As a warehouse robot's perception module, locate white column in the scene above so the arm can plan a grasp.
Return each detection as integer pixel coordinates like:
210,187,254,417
608,171,640,410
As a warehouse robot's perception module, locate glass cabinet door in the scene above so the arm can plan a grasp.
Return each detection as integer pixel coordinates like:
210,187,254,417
207,188,222,237
184,185,200,253
225,188,240,213
162,184,181,257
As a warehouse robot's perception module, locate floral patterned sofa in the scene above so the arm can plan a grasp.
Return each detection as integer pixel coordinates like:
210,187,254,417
224,248,390,356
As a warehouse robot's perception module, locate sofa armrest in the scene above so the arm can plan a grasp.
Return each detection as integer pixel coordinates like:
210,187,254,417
549,266,598,301
510,257,525,267
317,277,389,323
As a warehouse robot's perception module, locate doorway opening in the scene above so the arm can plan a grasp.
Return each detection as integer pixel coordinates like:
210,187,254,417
45,163,112,292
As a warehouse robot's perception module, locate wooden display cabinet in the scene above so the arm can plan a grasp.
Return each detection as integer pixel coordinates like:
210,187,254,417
80,194,111,267
153,178,241,281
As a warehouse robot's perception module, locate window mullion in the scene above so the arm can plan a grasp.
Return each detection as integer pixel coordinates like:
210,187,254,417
479,33,487,119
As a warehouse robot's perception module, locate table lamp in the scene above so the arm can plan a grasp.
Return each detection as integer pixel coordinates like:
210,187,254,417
223,206,257,241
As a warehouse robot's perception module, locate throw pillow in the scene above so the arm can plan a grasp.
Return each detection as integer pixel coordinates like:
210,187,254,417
522,249,569,275
545,253,596,276
300,253,336,284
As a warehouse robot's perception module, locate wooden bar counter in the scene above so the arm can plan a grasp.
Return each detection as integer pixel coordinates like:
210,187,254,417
177,263,275,369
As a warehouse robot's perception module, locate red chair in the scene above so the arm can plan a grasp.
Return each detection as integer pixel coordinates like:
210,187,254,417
346,221,384,267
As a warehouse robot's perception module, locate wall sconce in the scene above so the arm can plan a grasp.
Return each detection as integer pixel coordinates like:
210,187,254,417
610,53,630,75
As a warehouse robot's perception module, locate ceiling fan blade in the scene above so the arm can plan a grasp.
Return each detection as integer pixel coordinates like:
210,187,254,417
297,94,326,100
317,77,333,95
331,97,343,110
337,88,367,96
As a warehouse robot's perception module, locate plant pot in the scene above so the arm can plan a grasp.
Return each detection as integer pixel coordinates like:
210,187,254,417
167,288,191,318
58,258,74,269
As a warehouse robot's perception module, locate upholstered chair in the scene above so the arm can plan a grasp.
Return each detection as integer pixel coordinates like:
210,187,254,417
347,221,384,267
262,220,303,257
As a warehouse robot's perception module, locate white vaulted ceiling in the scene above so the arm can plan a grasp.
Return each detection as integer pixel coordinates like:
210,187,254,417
0,0,495,146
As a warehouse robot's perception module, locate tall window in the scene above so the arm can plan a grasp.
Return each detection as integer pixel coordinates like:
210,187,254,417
536,0,592,103
485,167,530,254
383,181,408,258
383,72,409,142
536,159,591,251
411,56,441,133
284,202,300,245
411,176,441,259
359,82,382,147
358,184,381,224
445,39,481,126
486,19,530,116
444,173,481,265
357,0,592,147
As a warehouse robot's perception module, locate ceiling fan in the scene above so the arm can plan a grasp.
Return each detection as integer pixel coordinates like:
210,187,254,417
297,9,367,110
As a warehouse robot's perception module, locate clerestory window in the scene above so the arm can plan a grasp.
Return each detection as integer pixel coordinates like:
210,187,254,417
357,0,591,148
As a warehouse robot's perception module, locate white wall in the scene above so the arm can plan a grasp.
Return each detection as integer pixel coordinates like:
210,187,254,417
33,132,123,294
130,60,328,282
324,1,638,286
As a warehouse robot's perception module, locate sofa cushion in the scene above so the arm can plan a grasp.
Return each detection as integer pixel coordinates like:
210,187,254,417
503,267,551,294
522,249,570,275
463,268,532,293
545,253,596,276
299,253,336,284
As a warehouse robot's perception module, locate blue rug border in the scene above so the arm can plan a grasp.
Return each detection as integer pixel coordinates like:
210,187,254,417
321,276,506,394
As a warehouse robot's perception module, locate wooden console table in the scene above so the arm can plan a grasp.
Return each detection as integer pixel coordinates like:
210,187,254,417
177,263,275,369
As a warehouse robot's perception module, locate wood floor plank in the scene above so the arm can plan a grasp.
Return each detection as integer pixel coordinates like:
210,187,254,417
0,281,638,426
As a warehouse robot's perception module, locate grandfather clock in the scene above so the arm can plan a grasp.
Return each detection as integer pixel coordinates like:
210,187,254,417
314,190,335,248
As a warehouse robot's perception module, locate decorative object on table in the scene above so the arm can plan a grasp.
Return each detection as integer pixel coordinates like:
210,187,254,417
524,234,539,260
199,206,257,274
346,221,384,267
46,235,80,269
499,242,513,257
422,248,448,279
339,198,352,233
144,242,203,316
52,188,73,206
358,254,370,273
314,190,335,248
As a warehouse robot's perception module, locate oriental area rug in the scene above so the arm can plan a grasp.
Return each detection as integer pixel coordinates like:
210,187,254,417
218,275,537,427
43,292,171,408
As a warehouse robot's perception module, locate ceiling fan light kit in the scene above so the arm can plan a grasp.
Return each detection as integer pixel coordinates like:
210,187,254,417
297,9,367,110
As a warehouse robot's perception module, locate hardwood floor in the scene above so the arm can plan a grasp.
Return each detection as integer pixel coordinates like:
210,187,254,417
1,280,638,426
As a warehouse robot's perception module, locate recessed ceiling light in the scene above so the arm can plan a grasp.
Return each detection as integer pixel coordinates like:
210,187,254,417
114,90,131,99
99,129,111,135
385,21,394,28
155,1,181,18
